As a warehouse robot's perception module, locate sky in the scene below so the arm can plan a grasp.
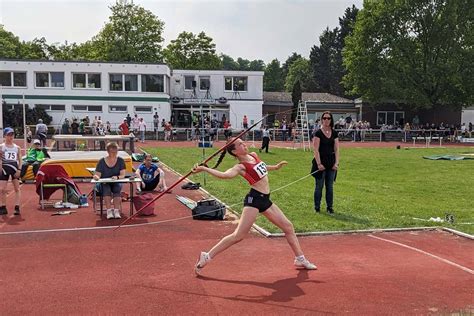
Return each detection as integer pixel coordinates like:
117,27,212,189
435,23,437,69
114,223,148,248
0,0,363,63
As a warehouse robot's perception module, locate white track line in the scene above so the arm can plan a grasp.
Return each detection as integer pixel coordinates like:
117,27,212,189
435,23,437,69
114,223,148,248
369,234,473,275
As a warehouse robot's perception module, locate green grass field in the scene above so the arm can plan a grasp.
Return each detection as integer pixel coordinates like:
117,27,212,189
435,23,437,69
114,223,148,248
146,145,474,235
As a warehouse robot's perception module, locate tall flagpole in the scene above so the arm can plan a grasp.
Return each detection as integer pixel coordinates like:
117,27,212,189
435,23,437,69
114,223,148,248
23,94,27,151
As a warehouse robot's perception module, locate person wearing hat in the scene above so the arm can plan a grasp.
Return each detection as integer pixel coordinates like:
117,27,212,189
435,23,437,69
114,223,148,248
20,139,50,179
0,128,22,215
35,119,48,147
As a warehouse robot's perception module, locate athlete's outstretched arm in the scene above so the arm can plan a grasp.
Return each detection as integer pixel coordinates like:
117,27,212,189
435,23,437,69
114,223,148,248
266,161,288,171
192,164,243,179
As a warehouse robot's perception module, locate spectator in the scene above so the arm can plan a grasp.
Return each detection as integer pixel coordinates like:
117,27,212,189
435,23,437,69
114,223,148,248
132,114,140,135
126,114,132,127
242,115,248,129
312,111,339,214
135,154,167,194
105,121,111,134
119,118,129,135
35,119,48,147
138,118,147,143
20,139,50,179
93,142,126,220
164,122,172,142
92,116,98,136
79,119,85,135
153,112,159,133
61,119,70,135
71,119,79,135
0,128,22,215
469,122,473,138
26,126,32,144
223,120,232,141
259,126,271,153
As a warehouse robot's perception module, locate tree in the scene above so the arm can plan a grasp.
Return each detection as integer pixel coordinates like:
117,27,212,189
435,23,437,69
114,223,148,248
343,0,473,108
164,31,221,70
221,54,240,70
309,5,359,97
236,57,250,70
285,57,315,92
248,59,265,71
0,25,21,58
94,2,165,62
291,81,302,122
282,52,302,78
264,59,284,91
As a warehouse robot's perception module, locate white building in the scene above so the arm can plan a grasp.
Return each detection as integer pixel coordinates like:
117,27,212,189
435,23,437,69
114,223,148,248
0,59,264,130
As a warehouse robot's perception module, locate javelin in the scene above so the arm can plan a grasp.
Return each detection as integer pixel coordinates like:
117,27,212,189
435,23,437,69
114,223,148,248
114,114,269,230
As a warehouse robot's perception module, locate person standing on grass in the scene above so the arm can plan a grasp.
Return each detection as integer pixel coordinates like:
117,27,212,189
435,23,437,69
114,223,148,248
259,126,271,153
192,137,317,275
0,128,22,215
312,111,339,214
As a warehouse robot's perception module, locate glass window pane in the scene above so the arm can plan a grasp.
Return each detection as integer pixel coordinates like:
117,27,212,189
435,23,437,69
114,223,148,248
377,112,386,125
142,74,164,92
88,105,102,112
51,105,65,111
124,74,138,91
73,73,86,88
88,73,101,88
199,77,210,90
51,72,64,87
184,76,194,90
109,105,128,112
110,74,123,91
386,111,395,125
36,72,49,87
35,104,51,111
13,72,26,87
73,105,88,111
234,77,247,91
224,77,233,90
135,106,152,113
395,112,404,125
0,72,11,86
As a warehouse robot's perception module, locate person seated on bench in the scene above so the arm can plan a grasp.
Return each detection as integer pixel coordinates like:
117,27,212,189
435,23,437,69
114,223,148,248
93,142,126,220
135,154,167,193
20,139,50,179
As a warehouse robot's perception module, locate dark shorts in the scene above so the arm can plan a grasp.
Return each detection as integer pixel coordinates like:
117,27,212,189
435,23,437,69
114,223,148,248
0,163,19,181
243,188,272,213
142,175,160,191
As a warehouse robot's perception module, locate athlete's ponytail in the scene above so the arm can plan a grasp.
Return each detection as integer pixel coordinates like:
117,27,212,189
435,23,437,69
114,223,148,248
212,138,237,169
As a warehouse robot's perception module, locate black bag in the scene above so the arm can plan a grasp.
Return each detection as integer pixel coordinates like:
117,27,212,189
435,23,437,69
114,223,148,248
192,199,225,220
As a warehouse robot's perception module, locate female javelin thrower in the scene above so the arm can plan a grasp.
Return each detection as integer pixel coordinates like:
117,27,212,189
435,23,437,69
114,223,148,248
192,137,317,275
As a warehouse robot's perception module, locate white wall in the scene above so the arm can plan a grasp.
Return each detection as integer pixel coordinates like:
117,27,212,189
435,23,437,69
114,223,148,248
461,107,474,125
228,100,263,129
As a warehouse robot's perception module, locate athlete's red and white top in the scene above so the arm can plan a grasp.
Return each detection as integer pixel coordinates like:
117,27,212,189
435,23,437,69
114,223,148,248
240,152,268,185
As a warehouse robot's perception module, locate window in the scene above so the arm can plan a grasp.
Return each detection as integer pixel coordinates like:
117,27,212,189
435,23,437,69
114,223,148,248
184,76,195,90
224,76,248,91
124,74,138,91
0,72,26,87
35,104,65,111
134,106,152,113
377,111,405,126
141,74,164,92
35,72,64,88
72,105,102,112
73,73,101,89
199,76,210,91
0,72,11,86
13,72,26,87
110,74,123,91
109,105,128,112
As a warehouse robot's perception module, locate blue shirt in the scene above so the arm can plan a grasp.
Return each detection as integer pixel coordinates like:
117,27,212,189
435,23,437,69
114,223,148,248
139,163,158,183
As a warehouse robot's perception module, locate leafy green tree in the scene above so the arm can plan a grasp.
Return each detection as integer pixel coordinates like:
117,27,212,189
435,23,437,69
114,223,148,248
0,25,21,58
264,59,284,91
248,59,265,71
94,2,165,62
291,81,302,122
285,57,315,92
343,0,473,108
221,54,240,70
282,52,302,78
164,31,221,69
236,57,250,70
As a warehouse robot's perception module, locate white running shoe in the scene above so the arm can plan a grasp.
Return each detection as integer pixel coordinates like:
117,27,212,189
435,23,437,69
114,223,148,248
194,252,211,275
294,257,318,270
113,209,121,219
106,209,114,220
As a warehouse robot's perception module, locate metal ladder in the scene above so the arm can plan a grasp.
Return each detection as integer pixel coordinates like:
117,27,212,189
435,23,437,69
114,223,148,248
294,100,311,151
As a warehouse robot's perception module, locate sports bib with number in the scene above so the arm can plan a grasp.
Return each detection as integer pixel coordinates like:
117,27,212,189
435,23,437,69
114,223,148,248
253,162,268,179
2,145,19,162
241,152,269,185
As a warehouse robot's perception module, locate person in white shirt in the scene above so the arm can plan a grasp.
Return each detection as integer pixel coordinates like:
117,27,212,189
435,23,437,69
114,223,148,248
138,118,147,143
132,115,140,135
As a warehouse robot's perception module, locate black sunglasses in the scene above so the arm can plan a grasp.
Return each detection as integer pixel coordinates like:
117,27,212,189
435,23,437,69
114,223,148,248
322,117,331,120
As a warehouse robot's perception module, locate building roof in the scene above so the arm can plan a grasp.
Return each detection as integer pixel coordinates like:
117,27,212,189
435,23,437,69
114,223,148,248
263,91,353,104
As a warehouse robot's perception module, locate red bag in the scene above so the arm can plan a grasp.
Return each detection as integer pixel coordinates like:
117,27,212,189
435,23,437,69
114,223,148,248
133,193,155,216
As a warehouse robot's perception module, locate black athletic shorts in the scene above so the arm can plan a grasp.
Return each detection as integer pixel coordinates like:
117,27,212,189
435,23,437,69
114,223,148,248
0,163,19,181
243,188,272,213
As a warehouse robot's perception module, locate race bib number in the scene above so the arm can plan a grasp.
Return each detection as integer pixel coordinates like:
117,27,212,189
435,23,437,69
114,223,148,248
253,162,268,178
4,150,17,161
